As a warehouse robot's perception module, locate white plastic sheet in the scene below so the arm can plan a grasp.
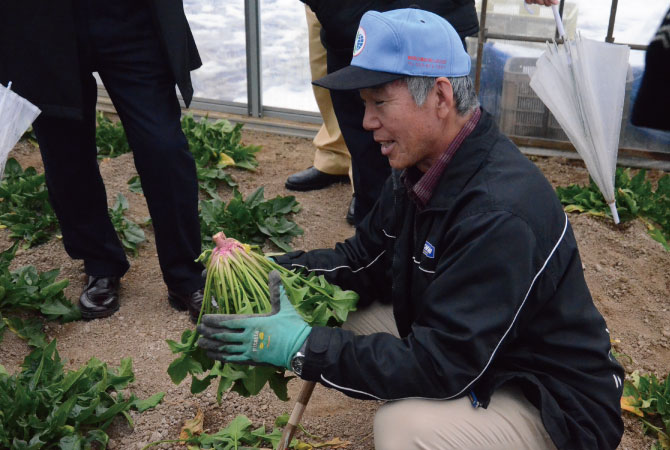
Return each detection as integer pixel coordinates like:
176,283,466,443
0,82,41,180
530,35,630,224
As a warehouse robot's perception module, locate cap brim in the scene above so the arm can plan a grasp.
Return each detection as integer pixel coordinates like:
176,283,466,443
313,65,404,91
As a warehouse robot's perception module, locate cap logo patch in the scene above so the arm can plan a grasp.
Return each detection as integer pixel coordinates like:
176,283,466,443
353,26,366,57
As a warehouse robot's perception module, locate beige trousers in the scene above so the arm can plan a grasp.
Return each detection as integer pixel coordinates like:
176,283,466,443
306,6,351,178
343,304,556,450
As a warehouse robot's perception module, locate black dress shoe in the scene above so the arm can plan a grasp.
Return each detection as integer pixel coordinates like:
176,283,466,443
285,166,349,191
79,276,121,320
168,288,205,324
346,195,356,226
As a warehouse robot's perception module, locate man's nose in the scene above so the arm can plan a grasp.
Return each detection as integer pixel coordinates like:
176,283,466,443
362,107,380,131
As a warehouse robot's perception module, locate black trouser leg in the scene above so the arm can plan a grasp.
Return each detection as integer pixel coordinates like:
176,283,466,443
90,2,203,294
32,72,130,277
326,51,391,225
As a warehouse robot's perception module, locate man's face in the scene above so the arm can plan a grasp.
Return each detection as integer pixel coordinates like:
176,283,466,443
360,80,444,172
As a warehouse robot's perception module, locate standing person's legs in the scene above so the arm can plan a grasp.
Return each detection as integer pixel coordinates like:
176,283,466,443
327,51,391,225
90,2,204,296
285,7,350,194
306,6,350,178
32,63,129,279
374,385,557,450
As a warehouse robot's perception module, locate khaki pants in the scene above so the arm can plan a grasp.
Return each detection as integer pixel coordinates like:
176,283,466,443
343,305,556,450
306,6,351,178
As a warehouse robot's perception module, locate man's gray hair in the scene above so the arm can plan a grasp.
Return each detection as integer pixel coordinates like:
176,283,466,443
403,76,480,116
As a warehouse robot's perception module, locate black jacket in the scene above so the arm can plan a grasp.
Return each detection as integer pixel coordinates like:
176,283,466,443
0,0,201,119
631,7,670,131
301,0,479,57
276,110,624,450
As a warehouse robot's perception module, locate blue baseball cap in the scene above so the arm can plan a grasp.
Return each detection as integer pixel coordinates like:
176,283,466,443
314,8,471,91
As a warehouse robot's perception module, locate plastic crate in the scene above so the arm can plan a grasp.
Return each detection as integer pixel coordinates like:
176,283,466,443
500,56,567,140
500,56,634,143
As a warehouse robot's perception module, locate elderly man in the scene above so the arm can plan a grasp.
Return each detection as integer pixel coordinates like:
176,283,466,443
198,8,624,450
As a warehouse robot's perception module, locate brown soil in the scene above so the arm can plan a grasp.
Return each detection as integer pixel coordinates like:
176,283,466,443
2,130,669,450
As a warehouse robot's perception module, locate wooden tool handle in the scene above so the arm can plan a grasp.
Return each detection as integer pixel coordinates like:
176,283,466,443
277,381,316,450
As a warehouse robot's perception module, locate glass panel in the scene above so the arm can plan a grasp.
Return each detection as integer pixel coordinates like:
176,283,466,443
259,0,317,112
184,0,247,103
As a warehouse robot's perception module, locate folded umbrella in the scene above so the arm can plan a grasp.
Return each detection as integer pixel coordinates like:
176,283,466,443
529,8,630,224
0,82,41,180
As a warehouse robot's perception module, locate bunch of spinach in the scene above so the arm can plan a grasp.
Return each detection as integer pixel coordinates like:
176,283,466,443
167,238,358,403
108,193,146,256
0,243,80,324
200,186,303,252
621,370,670,449
0,159,59,248
0,340,164,449
556,168,670,250
95,111,131,159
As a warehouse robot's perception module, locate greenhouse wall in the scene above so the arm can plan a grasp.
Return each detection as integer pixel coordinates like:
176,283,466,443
98,0,670,158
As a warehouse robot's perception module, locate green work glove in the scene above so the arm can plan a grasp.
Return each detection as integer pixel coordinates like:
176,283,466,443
197,270,311,369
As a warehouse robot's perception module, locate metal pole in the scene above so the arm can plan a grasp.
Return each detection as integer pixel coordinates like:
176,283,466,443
474,0,489,94
605,0,619,43
245,0,262,117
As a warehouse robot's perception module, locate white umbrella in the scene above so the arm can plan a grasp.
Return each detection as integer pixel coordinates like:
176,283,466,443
528,6,629,224
0,82,41,180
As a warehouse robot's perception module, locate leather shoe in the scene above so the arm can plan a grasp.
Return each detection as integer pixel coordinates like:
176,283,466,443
346,195,356,226
285,167,349,191
79,276,121,320
168,288,205,324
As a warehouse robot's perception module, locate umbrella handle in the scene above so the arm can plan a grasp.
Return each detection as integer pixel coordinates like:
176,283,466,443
551,4,566,39
521,2,566,39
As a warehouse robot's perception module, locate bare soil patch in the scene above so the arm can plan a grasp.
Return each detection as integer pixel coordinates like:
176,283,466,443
2,130,669,450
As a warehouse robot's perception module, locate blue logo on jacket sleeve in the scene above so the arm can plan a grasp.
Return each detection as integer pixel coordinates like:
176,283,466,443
422,241,435,258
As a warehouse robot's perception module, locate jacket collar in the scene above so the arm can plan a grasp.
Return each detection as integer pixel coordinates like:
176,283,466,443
419,108,496,212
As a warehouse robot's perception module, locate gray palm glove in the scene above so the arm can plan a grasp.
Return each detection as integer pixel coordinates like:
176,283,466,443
197,270,311,369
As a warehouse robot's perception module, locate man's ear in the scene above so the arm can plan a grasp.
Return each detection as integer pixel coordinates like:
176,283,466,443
434,77,454,119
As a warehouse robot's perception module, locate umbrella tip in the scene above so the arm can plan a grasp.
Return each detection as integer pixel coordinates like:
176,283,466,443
608,201,620,224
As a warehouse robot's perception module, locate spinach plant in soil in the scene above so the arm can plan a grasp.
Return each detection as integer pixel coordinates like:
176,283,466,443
167,232,358,402
0,242,80,331
143,413,295,449
556,168,670,250
621,370,670,449
108,193,146,256
0,158,59,248
95,111,131,159
199,186,303,253
0,340,164,449
181,113,260,172
181,114,258,197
